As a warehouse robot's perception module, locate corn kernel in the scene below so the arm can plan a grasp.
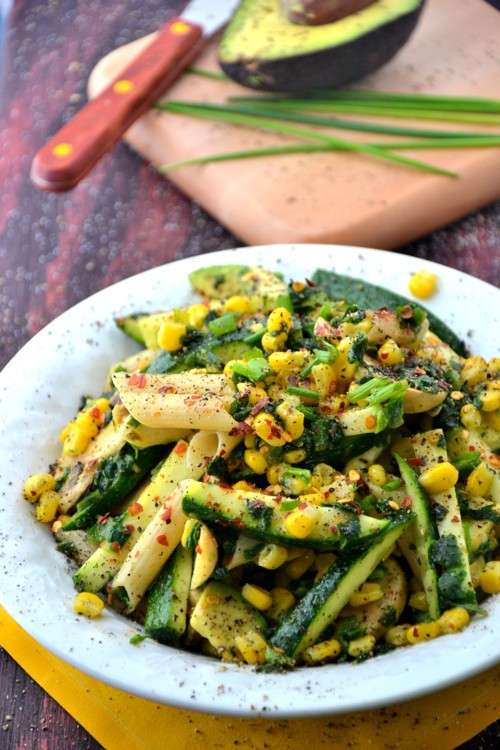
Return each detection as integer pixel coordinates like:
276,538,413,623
488,357,500,377
233,480,255,491
253,412,288,447
332,337,358,389
268,588,295,620
93,397,110,414
285,549,315,579
247,386,268,405
266,464,282,485
408,270,438,300
367,464,387,487
242,583,272,611
244,449,268,475
267,307,292,334
301,491,325,506
478,561,500,594
309,363,336,399
409,591,428,612
406,621,441,644
235,631,267,665
466,462,493,498
23,473,55,502
59,422,73,443
63,428,90,457
438,607,470,634
460,404,482,430
157,321,186,352
419,462,459,495
349,582,384,607
484,410,500,431
314,553,336,578
284,508,318,540
461,357,488,388
223,295,252,315
223,359,243,379
181,518,199,548
303,638,341,664
378,339,404,366
348,634,376,658
283,449,306,465
480,389,500,413
276,400,304,441
312,463,336,489
35,490,60,523
187,303,208,329
261,332,287,353
268,350,306,373
75,411,99,439
73,592,105,618
258,544,289,570
385,625,411,647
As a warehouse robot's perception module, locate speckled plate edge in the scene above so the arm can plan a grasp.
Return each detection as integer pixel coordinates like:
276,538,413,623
0,244,498,718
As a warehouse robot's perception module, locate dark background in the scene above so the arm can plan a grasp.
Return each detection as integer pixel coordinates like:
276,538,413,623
0,1,499,748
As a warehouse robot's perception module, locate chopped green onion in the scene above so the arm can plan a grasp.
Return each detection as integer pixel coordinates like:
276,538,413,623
280,498,299,512
301,347,337,377
348,377,392,403
366,381,408,405
232,357,270,383
296,404,318,420
243,328,265,345
286,386,320,401
207,312,238,336
383,478,404,491
453,451,481,476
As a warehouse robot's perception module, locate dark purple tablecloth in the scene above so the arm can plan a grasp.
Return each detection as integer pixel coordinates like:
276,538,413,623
0,1,498,747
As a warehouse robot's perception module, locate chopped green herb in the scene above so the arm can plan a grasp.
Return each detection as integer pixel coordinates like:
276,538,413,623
286,385,320,401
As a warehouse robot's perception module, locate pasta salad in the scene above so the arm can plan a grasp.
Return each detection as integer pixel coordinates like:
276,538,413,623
23,264,500,668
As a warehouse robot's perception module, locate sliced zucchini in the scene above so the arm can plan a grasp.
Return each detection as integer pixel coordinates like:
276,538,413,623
412,430,476,611
225,534,263,570
115,313,149,345
336,557,407,639
181,480,388,551
55,529,97,566
190,581,266,659
394,453,440,619
270,518,409,659
144,545,193,644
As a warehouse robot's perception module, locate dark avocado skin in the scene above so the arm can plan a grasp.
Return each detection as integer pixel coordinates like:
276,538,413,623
219,1,425,93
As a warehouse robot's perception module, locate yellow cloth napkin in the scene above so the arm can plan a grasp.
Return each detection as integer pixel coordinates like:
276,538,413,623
1,606,498,750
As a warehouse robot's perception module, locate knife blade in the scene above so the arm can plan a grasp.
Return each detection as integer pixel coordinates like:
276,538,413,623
31,0,238,192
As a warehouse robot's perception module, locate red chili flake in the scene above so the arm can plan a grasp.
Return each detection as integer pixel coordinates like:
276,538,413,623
298,502,308,510
229,422,253,436
399,305,414,320
111,542,121,552
351,503,362,515
380,352,389,360
250,397,270,416
202,473,211,483
129,373,148,388
161,507,172,523
219,449,226,457
125,524,135,535
156,534,169,546
320,405,333,414
174,441,188,455
219,480,232,490
270,423,282,438
89,406,101,420
412,627,419,637
401,496,413,509
330,526,338,534
185,394,202,405
451,515,460,523
414,367,426,375
97,513,111,525
408,457,424,467
328,381,338,396
128,502,143,516
232,518,245,529
305,278,316,287
195,544,202,554
158,384,176,394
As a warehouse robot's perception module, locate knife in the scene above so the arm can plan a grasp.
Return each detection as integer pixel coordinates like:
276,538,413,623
30,0,238,192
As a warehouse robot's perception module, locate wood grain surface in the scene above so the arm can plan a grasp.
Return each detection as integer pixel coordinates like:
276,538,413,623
0,1,498,748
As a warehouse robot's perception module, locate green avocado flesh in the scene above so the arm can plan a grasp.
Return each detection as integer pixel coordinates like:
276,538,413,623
219,0,424,92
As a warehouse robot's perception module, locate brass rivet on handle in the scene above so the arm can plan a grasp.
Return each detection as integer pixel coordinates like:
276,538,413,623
170,20,191,35
113,79,135,94
52,143,74,157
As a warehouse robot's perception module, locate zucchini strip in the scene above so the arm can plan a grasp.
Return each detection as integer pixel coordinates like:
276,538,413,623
181,480,388,551
144,545,193,645
270,518,409,659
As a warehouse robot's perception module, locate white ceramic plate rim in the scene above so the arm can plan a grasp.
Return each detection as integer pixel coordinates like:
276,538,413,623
0,244,498,718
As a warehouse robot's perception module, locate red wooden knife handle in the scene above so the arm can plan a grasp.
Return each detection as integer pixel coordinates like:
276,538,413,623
31,17,203,191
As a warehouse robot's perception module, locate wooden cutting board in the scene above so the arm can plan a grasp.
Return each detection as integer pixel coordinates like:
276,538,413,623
88,0,500,249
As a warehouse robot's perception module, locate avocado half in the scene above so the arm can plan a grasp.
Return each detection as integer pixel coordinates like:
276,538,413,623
219,0,425,92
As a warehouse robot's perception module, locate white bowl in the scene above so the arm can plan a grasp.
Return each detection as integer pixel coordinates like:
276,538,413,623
0,244,498,717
